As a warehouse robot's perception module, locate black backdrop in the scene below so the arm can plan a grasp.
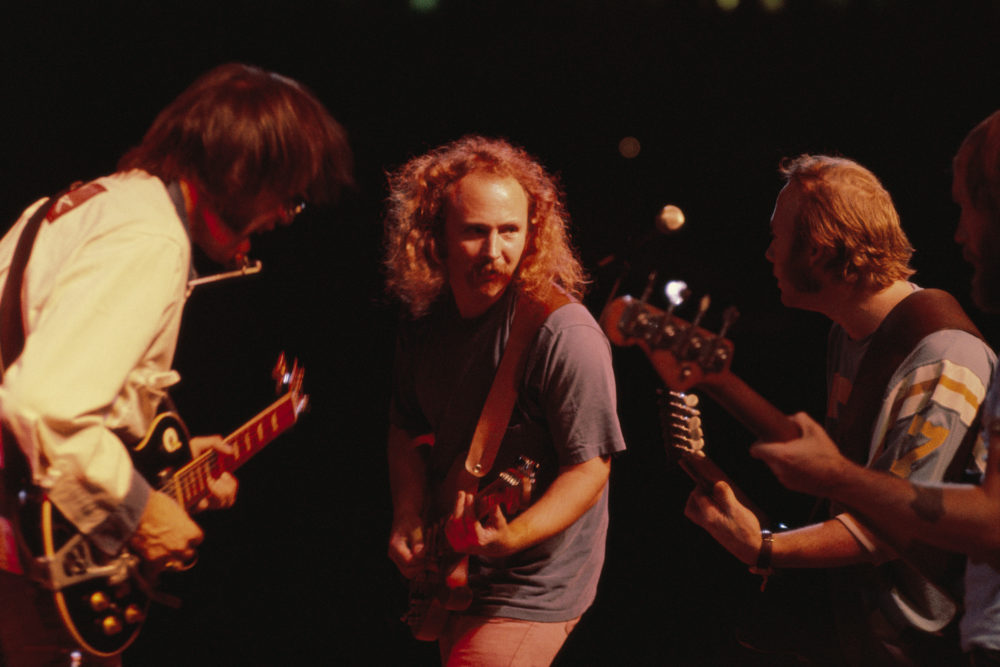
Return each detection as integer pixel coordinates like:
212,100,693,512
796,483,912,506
3,1,1000,664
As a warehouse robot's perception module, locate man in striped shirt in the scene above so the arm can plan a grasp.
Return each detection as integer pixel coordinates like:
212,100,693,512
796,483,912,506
685,154,996,666
746,115,1000,666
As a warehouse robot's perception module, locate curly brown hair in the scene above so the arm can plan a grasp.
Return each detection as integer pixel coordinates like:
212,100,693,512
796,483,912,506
383,136,586,318
780,154,915,290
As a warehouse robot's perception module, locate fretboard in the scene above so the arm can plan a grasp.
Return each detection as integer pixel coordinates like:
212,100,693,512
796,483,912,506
162,392,303,510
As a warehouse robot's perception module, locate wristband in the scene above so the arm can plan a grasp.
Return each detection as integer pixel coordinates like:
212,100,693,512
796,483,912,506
755,528,774,573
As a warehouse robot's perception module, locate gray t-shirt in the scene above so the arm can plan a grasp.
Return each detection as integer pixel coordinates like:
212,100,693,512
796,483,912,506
390,289,627,621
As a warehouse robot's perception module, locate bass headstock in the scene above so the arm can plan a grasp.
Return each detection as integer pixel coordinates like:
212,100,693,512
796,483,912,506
600,291,736,391
658,390,706,465
272,352,309,417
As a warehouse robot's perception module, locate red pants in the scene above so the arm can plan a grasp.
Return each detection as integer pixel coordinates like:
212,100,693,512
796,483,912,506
439,615,581,667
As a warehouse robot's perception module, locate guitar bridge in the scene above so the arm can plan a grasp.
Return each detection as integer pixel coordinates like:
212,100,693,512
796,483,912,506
29,533,136,592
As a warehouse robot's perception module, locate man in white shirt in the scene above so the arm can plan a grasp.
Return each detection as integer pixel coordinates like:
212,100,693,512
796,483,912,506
0,63,352,666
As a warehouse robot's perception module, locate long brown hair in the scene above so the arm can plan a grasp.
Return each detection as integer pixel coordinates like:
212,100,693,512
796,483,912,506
384,136,586,318
118,63,353,230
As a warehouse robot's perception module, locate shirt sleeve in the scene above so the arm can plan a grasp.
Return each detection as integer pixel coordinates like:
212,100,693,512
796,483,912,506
868,330,995,482
527,305,627,466
0,218,188,555
837,330,996,559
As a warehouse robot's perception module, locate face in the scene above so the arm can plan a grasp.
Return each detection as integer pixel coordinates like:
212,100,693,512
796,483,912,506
765,184,823,310
443,172,529,318
187,184,303,266
953,159,1000,312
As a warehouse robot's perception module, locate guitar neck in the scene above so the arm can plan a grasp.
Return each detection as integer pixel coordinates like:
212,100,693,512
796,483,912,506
166,392,302,511
701,371,801,443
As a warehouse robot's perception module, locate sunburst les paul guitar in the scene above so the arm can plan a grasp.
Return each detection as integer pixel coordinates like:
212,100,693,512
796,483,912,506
402,456,539,642
9,354,308,658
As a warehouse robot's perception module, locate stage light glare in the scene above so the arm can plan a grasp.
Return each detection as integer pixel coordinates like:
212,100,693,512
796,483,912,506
409,0,440,12
760,0,786,11
716,0,740,10
618,136,641,159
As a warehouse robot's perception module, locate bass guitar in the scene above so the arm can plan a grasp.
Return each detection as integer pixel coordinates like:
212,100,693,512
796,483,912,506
402,456,539,641
601,293,800,443
9,354,308,658
603,291,965,607
659,389,769,520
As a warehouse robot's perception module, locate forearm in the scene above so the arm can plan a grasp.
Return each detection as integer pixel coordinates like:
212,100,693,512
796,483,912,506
770,519,878,569
829,465,1000,559
501,456,610,554
387,425,427,521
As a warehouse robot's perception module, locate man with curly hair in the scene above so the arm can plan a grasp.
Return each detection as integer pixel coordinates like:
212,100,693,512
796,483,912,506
684,155,995,665
384,136,626,665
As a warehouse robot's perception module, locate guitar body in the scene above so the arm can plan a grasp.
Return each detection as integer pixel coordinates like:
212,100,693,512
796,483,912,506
406,536,474,642
6,355,308,657
129,412,193,486
402,457,538,641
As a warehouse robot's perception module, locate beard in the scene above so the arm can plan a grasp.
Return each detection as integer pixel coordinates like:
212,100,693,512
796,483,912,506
971,225,1000,313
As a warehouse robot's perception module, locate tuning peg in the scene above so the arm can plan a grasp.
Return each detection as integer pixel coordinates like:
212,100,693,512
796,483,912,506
639,270,658,303
718,306,740,339
690,294,711,328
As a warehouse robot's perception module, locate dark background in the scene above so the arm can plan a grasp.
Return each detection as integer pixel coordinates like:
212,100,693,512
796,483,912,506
3,1,1000,664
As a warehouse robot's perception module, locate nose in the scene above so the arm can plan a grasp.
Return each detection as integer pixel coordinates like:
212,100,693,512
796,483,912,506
954,220,967,246
483,231,501,260
765,240,775,263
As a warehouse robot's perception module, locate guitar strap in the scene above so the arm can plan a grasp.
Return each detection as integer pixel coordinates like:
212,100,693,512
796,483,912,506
449,288,572,496
833,288,984,480
827,288,984,661
0,184,108,570
0,189,68,575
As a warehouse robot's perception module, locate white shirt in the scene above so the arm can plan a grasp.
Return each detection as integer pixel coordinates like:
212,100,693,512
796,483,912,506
0,170,190,554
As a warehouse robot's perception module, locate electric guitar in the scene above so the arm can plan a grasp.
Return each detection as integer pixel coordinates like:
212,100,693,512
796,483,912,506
402,456,539,641
9,354,308,658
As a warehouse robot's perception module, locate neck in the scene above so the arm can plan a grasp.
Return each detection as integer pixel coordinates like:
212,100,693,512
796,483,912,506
826,280,913,340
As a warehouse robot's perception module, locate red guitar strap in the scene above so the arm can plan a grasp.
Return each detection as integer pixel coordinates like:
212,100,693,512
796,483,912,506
450,288,572,495
0,190,66,575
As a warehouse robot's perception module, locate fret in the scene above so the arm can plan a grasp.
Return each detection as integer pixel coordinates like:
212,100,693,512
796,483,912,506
155,361,307,512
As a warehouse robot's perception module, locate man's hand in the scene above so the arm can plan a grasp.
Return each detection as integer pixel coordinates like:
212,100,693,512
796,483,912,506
750,412,854,497
684,480,762,565
388,513,426,579
129,491,203,574
444,490,517,558
190,435,238,511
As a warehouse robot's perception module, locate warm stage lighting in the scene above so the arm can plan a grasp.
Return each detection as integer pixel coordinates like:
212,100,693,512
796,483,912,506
716,0,740,10
618,136,641,159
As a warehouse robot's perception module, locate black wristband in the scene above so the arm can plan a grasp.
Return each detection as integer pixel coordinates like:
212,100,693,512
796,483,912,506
756,528,774,572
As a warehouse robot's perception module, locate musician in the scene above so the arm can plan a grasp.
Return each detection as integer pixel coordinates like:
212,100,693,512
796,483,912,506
683,155,996,665
384,136,626,666
745,113,1000,665
0,63,352,665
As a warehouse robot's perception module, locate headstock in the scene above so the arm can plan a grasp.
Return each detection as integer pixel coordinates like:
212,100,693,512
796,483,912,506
475,456,539,519
272,352,309,416
600,290,736,391
658,390,706,464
